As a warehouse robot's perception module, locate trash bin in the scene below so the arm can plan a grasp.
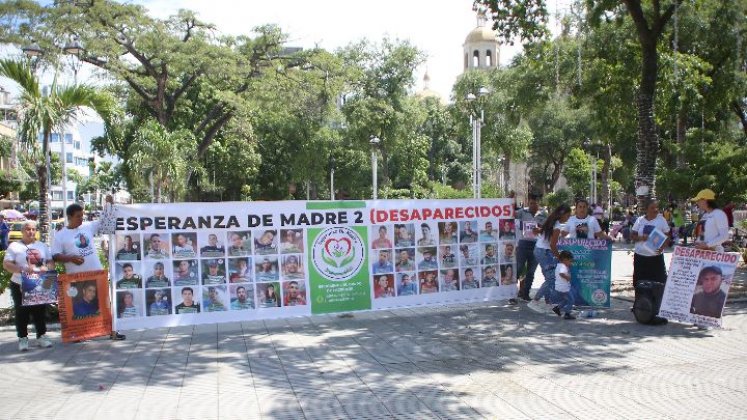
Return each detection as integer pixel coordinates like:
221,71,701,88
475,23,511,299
633,280,668,325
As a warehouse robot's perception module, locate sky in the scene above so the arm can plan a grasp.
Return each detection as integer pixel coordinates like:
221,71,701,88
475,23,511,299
132,0,571,101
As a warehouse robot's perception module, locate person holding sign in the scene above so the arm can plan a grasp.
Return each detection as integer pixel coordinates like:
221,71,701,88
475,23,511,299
515,194,547,301
3,220,55,351
690,266,727,318
631,200,670,287
52,198,125,341
691,189,730,252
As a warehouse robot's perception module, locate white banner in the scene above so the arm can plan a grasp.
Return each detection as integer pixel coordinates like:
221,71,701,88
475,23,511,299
110,199,517,330
659,246,739,328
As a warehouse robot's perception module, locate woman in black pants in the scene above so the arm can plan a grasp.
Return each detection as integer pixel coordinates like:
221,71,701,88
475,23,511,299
631,200,670,287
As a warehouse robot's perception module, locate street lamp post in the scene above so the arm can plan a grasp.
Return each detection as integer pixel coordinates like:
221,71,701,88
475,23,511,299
466,87,489,198
370,136,380,200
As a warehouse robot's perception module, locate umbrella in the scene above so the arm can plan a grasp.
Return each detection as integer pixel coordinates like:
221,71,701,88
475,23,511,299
1,209,25,220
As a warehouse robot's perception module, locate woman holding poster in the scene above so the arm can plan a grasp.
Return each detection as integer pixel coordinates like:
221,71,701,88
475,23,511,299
691,189,730,253
631,200,670,287
2,220,55,351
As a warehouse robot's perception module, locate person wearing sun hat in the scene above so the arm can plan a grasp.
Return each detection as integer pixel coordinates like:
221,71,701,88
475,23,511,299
690,189,729,252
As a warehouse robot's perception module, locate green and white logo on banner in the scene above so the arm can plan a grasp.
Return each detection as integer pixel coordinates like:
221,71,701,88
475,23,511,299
308,225,371,314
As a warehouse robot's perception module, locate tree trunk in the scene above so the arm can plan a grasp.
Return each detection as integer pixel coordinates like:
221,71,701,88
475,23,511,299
731,100,747,139
503,153,511,196
634,37,660,213
676,108,688,169
600,143,611,208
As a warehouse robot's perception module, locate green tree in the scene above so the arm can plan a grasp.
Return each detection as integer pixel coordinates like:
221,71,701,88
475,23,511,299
0,59,116,241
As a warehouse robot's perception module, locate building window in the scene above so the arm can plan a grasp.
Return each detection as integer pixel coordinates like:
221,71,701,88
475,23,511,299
472,50,480,68
66,153,73,163
65,133,73,144
74,141,81,150
50,133,59,143
485,50,492,67
67,191,75,200
51,191,63,201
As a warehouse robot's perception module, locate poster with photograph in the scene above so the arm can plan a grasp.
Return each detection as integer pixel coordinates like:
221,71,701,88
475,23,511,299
116,290,144,319
643,227,668,254
146,289,172,316
659,247,739,328
58,270,112,343
558,238,612,308
21,271,58,306
115,233,141,261
229,284,255,310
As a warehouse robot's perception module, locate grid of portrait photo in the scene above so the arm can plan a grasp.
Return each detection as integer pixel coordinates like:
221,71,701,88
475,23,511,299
368,219,517,299
113,229,309,320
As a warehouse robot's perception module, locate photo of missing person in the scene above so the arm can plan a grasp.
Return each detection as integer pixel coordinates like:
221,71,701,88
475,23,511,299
418,271,439,294
279,229,304,254
459,244,479,266
500,264,516,285
203,285,228,312
371,225,393,249
174,286,200,314
255,256,279,282
482,265,499,288
256,282,281,308
479,220,498,241
461,267,480,289
372,249,394,274
115,262,142,289
145,261,171,288
417,247,439,270
440,268,460,292
146,288,171,316
501,242,515,263
499,219,516,240
230,284,255,310
71,280,100,319
396,272,417,296
201,258,226,285
439,244,457,268
372,274,395,299
144,233,170,259
228,231,252,256
394,224,415,248
281,254,305,280
283,280,307,306
254,229,278,255
395,248,415,272
481,243,499,265
459,220,478,243
115,234,141,261
690,265,729,319
172,259,198,286
199,232,226,258
172,233,197,258
228,257,252,283
438,222,458,244
416,222,437,247
116,290,143,319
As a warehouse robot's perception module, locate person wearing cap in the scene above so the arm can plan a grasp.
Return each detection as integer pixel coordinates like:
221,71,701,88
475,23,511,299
691,189,729,253
690,266,727,318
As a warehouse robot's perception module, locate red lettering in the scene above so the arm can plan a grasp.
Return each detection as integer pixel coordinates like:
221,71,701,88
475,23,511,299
411,209,421,220
444,208,454,219
480,206,491,217
422,208,432,220
370,209,377,224
455,207,464,219
433,209,443,219
375,210,389,223
465,207,475,218
400,209,410,222
389,210,399,222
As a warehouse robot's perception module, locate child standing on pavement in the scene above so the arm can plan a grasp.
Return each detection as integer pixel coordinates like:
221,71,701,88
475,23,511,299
552,251,576,320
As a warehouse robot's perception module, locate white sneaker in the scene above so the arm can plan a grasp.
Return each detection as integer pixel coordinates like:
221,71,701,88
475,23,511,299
18,337,29,352
37,335,53,348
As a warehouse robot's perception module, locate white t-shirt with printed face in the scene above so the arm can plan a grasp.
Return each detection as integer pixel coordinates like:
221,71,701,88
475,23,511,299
632,214,670,257
564,215,601,239
3,241,51,284
554,263,571,293
51,221,103,273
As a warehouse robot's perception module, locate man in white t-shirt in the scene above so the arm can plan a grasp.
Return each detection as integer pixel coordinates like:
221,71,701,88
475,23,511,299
52,197,126,340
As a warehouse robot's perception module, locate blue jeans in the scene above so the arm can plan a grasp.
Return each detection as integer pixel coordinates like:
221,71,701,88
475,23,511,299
554,289,574,314
517,240,538,297
533,247,557,303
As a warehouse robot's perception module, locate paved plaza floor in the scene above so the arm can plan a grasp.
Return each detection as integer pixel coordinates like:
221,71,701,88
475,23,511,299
1,247,746,419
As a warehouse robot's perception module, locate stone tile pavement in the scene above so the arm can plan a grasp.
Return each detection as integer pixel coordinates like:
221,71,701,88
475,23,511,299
2,245,747,419
1,294,746,420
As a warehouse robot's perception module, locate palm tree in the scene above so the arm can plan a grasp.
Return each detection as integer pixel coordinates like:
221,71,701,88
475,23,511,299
0,59,118,242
